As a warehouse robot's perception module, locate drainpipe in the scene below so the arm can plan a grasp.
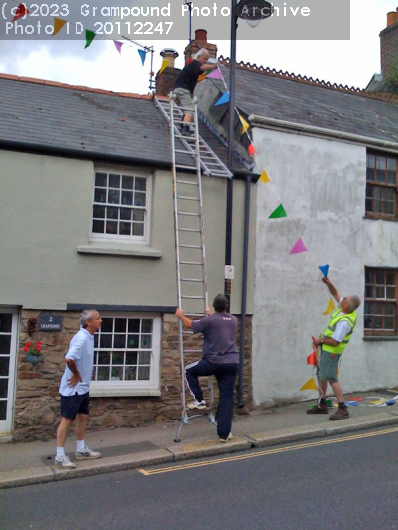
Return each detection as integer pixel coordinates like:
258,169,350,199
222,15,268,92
238,174,251,407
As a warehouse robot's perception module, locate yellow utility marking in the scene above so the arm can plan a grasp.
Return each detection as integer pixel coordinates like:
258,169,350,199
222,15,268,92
138,426,398,476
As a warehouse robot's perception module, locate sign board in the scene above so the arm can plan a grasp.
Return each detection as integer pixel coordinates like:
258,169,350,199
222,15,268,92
38,315,63,331
225,265,234,280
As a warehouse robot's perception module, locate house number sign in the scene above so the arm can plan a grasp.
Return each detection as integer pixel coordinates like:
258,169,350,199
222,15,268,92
38,315,63,331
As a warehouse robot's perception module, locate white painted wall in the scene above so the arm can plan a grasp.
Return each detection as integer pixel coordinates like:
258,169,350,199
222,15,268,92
252,128,398,406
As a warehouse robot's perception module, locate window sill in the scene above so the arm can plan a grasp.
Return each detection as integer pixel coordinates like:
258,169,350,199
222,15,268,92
78,242,162,258
363,336,398,341
90,387,161,397
363,215,398,223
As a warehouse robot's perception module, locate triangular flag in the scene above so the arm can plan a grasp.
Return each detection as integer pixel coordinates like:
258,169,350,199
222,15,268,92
12,3,29,21
52,17,66,36
312,336,318,348
307,351,317,366
322,297,335,315
319,264,329,278
239,115,250,133
269,204,287,219
248,143,257,157
300,378,318,392
207,68,222,80
214,91,230,106
84,30,96,49
157,59,170,75
259,170,270,183
290,238,307,255
197,73,207,82
138,49,146,65
114,41,123,54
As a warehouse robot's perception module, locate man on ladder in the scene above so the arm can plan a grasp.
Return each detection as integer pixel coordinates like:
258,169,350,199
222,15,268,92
173,48,218,136
175,294,239,443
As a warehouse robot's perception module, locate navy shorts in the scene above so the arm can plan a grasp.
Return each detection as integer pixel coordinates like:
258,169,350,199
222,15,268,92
60,392,90,420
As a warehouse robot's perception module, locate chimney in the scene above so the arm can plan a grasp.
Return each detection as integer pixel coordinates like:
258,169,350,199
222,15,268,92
155,48,180,97
380,7,398,79
184,29,218,64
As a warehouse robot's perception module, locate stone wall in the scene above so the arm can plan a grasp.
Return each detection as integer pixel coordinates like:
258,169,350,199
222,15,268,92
14,310,253,441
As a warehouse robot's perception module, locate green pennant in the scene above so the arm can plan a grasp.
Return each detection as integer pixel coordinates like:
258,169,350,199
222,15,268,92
269,204,287,218
84,30,96,49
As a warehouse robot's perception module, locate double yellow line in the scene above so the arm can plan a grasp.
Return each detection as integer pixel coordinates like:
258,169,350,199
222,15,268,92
138,426,398,476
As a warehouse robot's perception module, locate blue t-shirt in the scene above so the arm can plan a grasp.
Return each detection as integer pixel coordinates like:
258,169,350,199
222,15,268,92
59,328,94,396
191,312,239,364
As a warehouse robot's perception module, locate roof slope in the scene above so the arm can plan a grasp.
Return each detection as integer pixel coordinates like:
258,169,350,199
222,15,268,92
208,64,398,144
0,75,242,171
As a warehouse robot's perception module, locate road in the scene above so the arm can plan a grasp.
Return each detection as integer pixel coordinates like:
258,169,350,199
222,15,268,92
1,426,398,530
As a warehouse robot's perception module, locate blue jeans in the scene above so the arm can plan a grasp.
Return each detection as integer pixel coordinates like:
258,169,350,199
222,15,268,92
185,359,238,439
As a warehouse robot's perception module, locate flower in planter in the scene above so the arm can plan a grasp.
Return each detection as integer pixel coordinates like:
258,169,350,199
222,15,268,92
23,341,42,356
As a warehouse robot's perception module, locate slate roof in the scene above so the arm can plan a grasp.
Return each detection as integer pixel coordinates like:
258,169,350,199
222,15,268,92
0,74,244,173
207,63,398,145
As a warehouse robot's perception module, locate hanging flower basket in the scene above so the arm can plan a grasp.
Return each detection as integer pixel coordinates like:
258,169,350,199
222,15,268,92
24,341,43,364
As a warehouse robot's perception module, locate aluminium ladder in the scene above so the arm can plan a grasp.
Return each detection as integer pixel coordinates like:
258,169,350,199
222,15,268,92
155,94,232,442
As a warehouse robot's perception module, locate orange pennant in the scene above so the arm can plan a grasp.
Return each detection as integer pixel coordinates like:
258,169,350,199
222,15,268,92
52,17,66,36
307,351,317,366
248,143,257,157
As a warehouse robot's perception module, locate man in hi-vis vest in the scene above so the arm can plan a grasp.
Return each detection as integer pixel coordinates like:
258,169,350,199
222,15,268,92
308,278,361,420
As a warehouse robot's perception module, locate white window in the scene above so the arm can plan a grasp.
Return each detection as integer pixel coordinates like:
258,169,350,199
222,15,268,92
91,169,151,243
90,314,161,397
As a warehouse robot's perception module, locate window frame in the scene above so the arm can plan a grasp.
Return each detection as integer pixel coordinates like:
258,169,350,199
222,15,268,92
90,166,152,245
365,151,398,221
89,312,161,397
364,268,398,337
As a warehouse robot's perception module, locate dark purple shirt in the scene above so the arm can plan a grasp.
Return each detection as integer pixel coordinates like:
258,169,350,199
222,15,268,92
191,312,239,364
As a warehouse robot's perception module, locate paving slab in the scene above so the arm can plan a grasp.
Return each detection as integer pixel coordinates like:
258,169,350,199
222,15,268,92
167,436,251,461
0,466,54,489
318,412,398,436
246,425,326,447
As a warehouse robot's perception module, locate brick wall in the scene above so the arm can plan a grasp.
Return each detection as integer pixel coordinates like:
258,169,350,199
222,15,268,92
13,310,253,441
380,21,398,78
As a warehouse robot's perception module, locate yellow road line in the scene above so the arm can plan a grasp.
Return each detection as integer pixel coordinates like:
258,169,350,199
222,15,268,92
138,426,398,476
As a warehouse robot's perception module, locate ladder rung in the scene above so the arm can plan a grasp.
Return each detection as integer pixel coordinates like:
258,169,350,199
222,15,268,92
179,261,203,265
181,278,204,282
177,196,199,201
181,296,205,300
175,165,197,170
178,228,201,232
177,212,200,217
185,313,204,317
179,244,202,249
176,180,199,186
175,149,195,155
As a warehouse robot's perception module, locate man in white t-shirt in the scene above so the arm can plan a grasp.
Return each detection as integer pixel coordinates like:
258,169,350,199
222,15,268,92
55,309,102,469
308,278,360,420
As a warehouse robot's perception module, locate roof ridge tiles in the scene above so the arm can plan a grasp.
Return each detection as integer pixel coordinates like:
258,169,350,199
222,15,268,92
0,72,152,100
218,56,398,103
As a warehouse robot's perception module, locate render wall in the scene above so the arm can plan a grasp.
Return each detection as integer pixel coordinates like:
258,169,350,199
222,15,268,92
252,128,398,406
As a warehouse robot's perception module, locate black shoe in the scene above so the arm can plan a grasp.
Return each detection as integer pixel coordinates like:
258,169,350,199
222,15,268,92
180,124,194,136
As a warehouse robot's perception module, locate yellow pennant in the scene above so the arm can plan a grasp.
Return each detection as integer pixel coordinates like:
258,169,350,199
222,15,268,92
259,170,270,183
322,297,335,315
299,378,318,392
239,115,250,133
52,17,67,36
158,59,170,75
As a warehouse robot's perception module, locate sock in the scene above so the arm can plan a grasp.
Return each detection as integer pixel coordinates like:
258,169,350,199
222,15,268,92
77,440,85,453
320,398,327,405
338,402,346,409
56,447,65,459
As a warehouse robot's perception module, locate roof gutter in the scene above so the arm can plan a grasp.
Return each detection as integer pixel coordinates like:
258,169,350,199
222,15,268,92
249,115,398,153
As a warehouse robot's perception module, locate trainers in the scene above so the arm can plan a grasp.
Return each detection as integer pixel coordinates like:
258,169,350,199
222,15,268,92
75,446,102,460
306,403,328,414
187,400,206,410
54,455,76,469
219,432,233,443
329,407,349,420
180,124,194,136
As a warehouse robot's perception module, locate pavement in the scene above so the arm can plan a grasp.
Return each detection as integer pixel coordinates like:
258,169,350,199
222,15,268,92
1,390,398,489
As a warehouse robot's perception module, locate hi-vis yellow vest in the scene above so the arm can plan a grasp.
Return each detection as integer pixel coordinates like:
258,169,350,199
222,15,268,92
321,308,357,355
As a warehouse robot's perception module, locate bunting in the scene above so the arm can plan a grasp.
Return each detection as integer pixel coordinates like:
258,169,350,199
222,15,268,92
299,378,318,392
248,143,257,157
239,115,250,133
158,59,170,75
207,68,222,80
215,91,230,106
84,30,96,49
12,3,29,21
290,238,307,255
269,204,287,219
322,297,335,315
138,48,147,65
114,41,123,54
259,170,270,183
52,17,66,36
307,351,317,366
319,264,329,278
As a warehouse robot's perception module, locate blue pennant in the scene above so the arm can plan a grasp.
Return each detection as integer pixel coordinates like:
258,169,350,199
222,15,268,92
138,49,147,66
215,91,230,106
319,264,329,278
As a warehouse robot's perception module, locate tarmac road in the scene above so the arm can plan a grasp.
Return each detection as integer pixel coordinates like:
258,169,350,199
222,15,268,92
2,425,398,530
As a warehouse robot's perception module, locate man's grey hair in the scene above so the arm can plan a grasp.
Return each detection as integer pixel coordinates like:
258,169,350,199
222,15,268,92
80,309,93,328
348,296,361,312
192,48,209,60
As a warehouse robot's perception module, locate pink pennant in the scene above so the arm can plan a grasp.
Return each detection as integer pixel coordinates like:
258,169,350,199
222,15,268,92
114,41,123,54
207,68,222,80
290,238,307,255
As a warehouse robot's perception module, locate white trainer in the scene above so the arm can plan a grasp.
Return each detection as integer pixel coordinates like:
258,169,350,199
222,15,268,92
54,455,76,469
187,400,207,410
75,446,102,460
219,432,233,443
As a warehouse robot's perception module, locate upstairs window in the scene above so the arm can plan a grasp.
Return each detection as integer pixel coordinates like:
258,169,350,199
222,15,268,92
91,170,151,242
364,268,397,336
365,152,397,220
